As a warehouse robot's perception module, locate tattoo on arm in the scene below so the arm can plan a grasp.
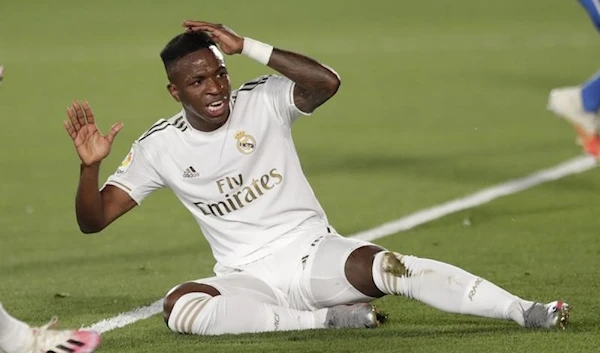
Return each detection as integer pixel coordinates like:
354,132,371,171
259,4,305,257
267,48,341,113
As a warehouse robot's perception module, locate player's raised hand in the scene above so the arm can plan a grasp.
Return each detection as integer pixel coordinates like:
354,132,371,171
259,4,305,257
63,101,123,167
182,20,244,55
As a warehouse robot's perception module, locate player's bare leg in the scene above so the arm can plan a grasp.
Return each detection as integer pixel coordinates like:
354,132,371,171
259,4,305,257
163,279,381,336
343,246,571,329
0,303,100,353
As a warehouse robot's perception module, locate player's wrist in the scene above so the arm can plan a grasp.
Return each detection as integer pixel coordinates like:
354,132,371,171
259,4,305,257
241,37,273,65
80,161,101,169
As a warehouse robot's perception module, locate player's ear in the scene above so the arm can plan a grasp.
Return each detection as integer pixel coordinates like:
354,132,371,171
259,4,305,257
167,83,181,102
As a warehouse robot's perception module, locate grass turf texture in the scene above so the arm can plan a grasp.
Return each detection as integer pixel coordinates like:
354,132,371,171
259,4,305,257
0,0,599,352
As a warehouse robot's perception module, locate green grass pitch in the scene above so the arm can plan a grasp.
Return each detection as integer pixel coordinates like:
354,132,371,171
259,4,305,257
1,0,599,352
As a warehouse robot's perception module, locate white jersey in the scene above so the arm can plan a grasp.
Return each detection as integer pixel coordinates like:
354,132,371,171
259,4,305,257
103,75,330,267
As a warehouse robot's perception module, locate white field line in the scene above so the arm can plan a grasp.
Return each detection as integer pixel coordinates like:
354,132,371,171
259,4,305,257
86,155,597,333
352,156,597,241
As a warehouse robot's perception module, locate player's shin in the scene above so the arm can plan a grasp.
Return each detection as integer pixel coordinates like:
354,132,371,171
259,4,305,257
167,293,326,335
0,303,31,353
582,71,600,113
579,0,600,31
371,252,534,325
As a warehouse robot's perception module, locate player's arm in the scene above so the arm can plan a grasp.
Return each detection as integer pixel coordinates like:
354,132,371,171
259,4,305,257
267,48,341,113
64,101,134,233
182,21,341,113
76,164,136,233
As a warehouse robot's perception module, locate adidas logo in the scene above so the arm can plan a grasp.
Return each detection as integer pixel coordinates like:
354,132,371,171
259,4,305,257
183,166,199,178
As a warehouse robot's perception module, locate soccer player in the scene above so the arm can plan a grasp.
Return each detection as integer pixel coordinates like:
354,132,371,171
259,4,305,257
64,20,570,335
0,302,100,353
548,0,600,157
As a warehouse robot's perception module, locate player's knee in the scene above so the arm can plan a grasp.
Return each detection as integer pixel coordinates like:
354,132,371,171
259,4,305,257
344,245,386,298
162,282,221,326
344,245,386,277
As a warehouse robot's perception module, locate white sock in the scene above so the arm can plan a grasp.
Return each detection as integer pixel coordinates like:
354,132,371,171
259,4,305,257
167,293,328,335
0,303,31,353
372,252,534,325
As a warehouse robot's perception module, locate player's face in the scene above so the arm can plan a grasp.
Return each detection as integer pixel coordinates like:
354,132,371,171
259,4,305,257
167,46,232,131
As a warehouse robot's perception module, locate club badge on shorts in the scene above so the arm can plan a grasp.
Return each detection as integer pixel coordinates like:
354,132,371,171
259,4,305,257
235,131,256,154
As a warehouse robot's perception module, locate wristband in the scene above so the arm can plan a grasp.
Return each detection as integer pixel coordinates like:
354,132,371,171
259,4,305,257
241,37,273,65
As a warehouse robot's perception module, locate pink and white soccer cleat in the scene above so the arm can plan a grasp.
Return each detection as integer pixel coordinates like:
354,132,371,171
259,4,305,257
17,316,100,353
548,87,600,158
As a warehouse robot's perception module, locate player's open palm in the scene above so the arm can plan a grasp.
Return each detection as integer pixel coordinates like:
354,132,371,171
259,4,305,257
63,101,123,167
182,20,244,55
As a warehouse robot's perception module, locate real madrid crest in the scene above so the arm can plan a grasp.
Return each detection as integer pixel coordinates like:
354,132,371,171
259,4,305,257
235,130,256,154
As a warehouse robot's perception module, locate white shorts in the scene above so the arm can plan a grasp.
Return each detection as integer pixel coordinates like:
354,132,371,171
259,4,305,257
169,227,379,311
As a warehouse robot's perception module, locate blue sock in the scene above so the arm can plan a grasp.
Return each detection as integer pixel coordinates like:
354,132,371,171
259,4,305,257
582,71,600,113
579,0,600,31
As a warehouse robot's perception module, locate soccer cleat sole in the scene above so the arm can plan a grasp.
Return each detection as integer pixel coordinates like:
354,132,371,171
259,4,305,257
570,123,600,158
556,301,571,330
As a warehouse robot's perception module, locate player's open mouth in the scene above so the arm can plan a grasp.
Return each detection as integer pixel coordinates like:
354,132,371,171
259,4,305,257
206,98,227,117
